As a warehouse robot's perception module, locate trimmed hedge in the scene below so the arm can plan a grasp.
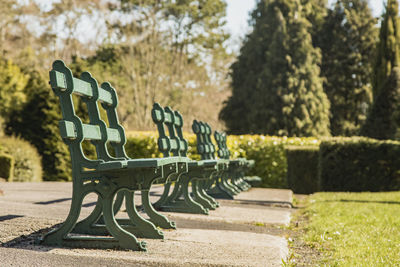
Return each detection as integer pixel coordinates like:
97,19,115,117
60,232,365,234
319,137,400,192
126,131,319,188
0,153,14,181
0,136,42,182
286,146,319,194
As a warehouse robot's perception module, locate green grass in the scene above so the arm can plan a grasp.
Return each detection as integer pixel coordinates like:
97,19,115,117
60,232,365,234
301,192,400,266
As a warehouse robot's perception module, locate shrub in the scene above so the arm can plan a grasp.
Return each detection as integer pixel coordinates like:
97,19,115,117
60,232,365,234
0,153,14,181
286,146,319,194
319,137,400,192
0,136,42,182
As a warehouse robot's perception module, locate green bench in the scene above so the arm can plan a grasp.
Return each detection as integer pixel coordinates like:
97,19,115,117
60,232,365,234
40,60,188,251
151,103,222,214
214,131,255,191
191,121,237,199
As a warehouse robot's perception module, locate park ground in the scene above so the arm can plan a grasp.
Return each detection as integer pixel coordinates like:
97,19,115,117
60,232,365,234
1,182,399,266
0,182,292,266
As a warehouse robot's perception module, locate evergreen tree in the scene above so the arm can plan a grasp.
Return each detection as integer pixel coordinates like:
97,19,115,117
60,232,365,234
0,58,28,120
220,0,330,136
317,0,377,136
360,67,400,139
5,71,71,181
373,0,400,99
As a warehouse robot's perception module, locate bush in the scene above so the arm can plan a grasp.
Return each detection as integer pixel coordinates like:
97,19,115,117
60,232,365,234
286,146,319,194
319,137,400,192
0,153,14,181
0,136,42,182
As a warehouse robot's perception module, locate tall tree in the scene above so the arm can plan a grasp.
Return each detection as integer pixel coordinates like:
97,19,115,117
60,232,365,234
360,67,400,139
317,0,377,136
373,0,400,99
5,70,71,181
220,0,330,136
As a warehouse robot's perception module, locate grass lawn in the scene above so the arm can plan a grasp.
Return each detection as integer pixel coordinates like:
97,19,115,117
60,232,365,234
290,192,400,266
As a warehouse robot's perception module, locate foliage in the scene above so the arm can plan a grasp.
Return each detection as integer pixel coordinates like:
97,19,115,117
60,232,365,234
361,67,400,139
319,137,400,191
301,192,400,266
220,0,330,137
0,58,28,122
5,70,71,181
0,153,14,181
0,136,42,182
373,0,400,100
71,41,229,132
286,146,319,194
317,0,377,136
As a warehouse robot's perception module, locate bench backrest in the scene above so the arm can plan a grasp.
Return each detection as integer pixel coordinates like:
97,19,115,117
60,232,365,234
214,131,230,159
192,120,216,160
49,60,129,171
151,103,188,157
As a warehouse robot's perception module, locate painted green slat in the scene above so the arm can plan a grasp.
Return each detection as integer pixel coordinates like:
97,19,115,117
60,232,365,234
107,128,121,143
169,139,178,150
73,78,93,97
98,87,113,105
82,124,102,140
59,120,76,139
164,112,172,123
50,70,67,90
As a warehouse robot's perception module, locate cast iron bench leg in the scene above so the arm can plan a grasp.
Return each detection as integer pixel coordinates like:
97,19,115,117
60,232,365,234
102,189,147,251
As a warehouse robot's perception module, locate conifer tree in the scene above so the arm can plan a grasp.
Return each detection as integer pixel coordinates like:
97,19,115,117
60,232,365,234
6,71,71,181
220,0,330,136
360,67,400,139
373,0,400,99
317,0,377,136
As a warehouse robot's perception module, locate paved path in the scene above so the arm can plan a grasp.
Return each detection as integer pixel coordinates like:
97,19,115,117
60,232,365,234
0,182,292,266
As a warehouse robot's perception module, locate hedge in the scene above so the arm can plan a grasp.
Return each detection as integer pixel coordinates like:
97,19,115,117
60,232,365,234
286,146,319,194
319,137,400,192
0,153,14,181
0,136,43,182
126,131,319,188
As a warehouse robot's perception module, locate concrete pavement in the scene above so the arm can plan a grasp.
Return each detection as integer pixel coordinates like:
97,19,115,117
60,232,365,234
0,182,292,266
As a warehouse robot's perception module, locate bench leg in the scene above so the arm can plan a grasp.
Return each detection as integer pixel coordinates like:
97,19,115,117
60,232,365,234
102,190,147,251
72,199,103,235
155,176,209,215
191,180,216,210
152,182,172,209
141,189,176,229
196,180,219,207
40,185,86,246
207,177,235,199
124,191,164,239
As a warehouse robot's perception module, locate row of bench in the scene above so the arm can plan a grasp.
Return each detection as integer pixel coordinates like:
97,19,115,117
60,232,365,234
40,60,260,251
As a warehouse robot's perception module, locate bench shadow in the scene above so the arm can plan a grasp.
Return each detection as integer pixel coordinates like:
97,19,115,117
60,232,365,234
0,215,24,222
1,223,62,252
229,198,293,208
325,199,400,205
34,198,71,205
171,217,285,236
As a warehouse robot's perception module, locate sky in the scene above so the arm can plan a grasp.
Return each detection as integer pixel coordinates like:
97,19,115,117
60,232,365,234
225,0,385,42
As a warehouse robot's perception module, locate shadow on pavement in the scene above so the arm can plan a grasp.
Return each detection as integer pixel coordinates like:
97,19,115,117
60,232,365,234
0,215,25,222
